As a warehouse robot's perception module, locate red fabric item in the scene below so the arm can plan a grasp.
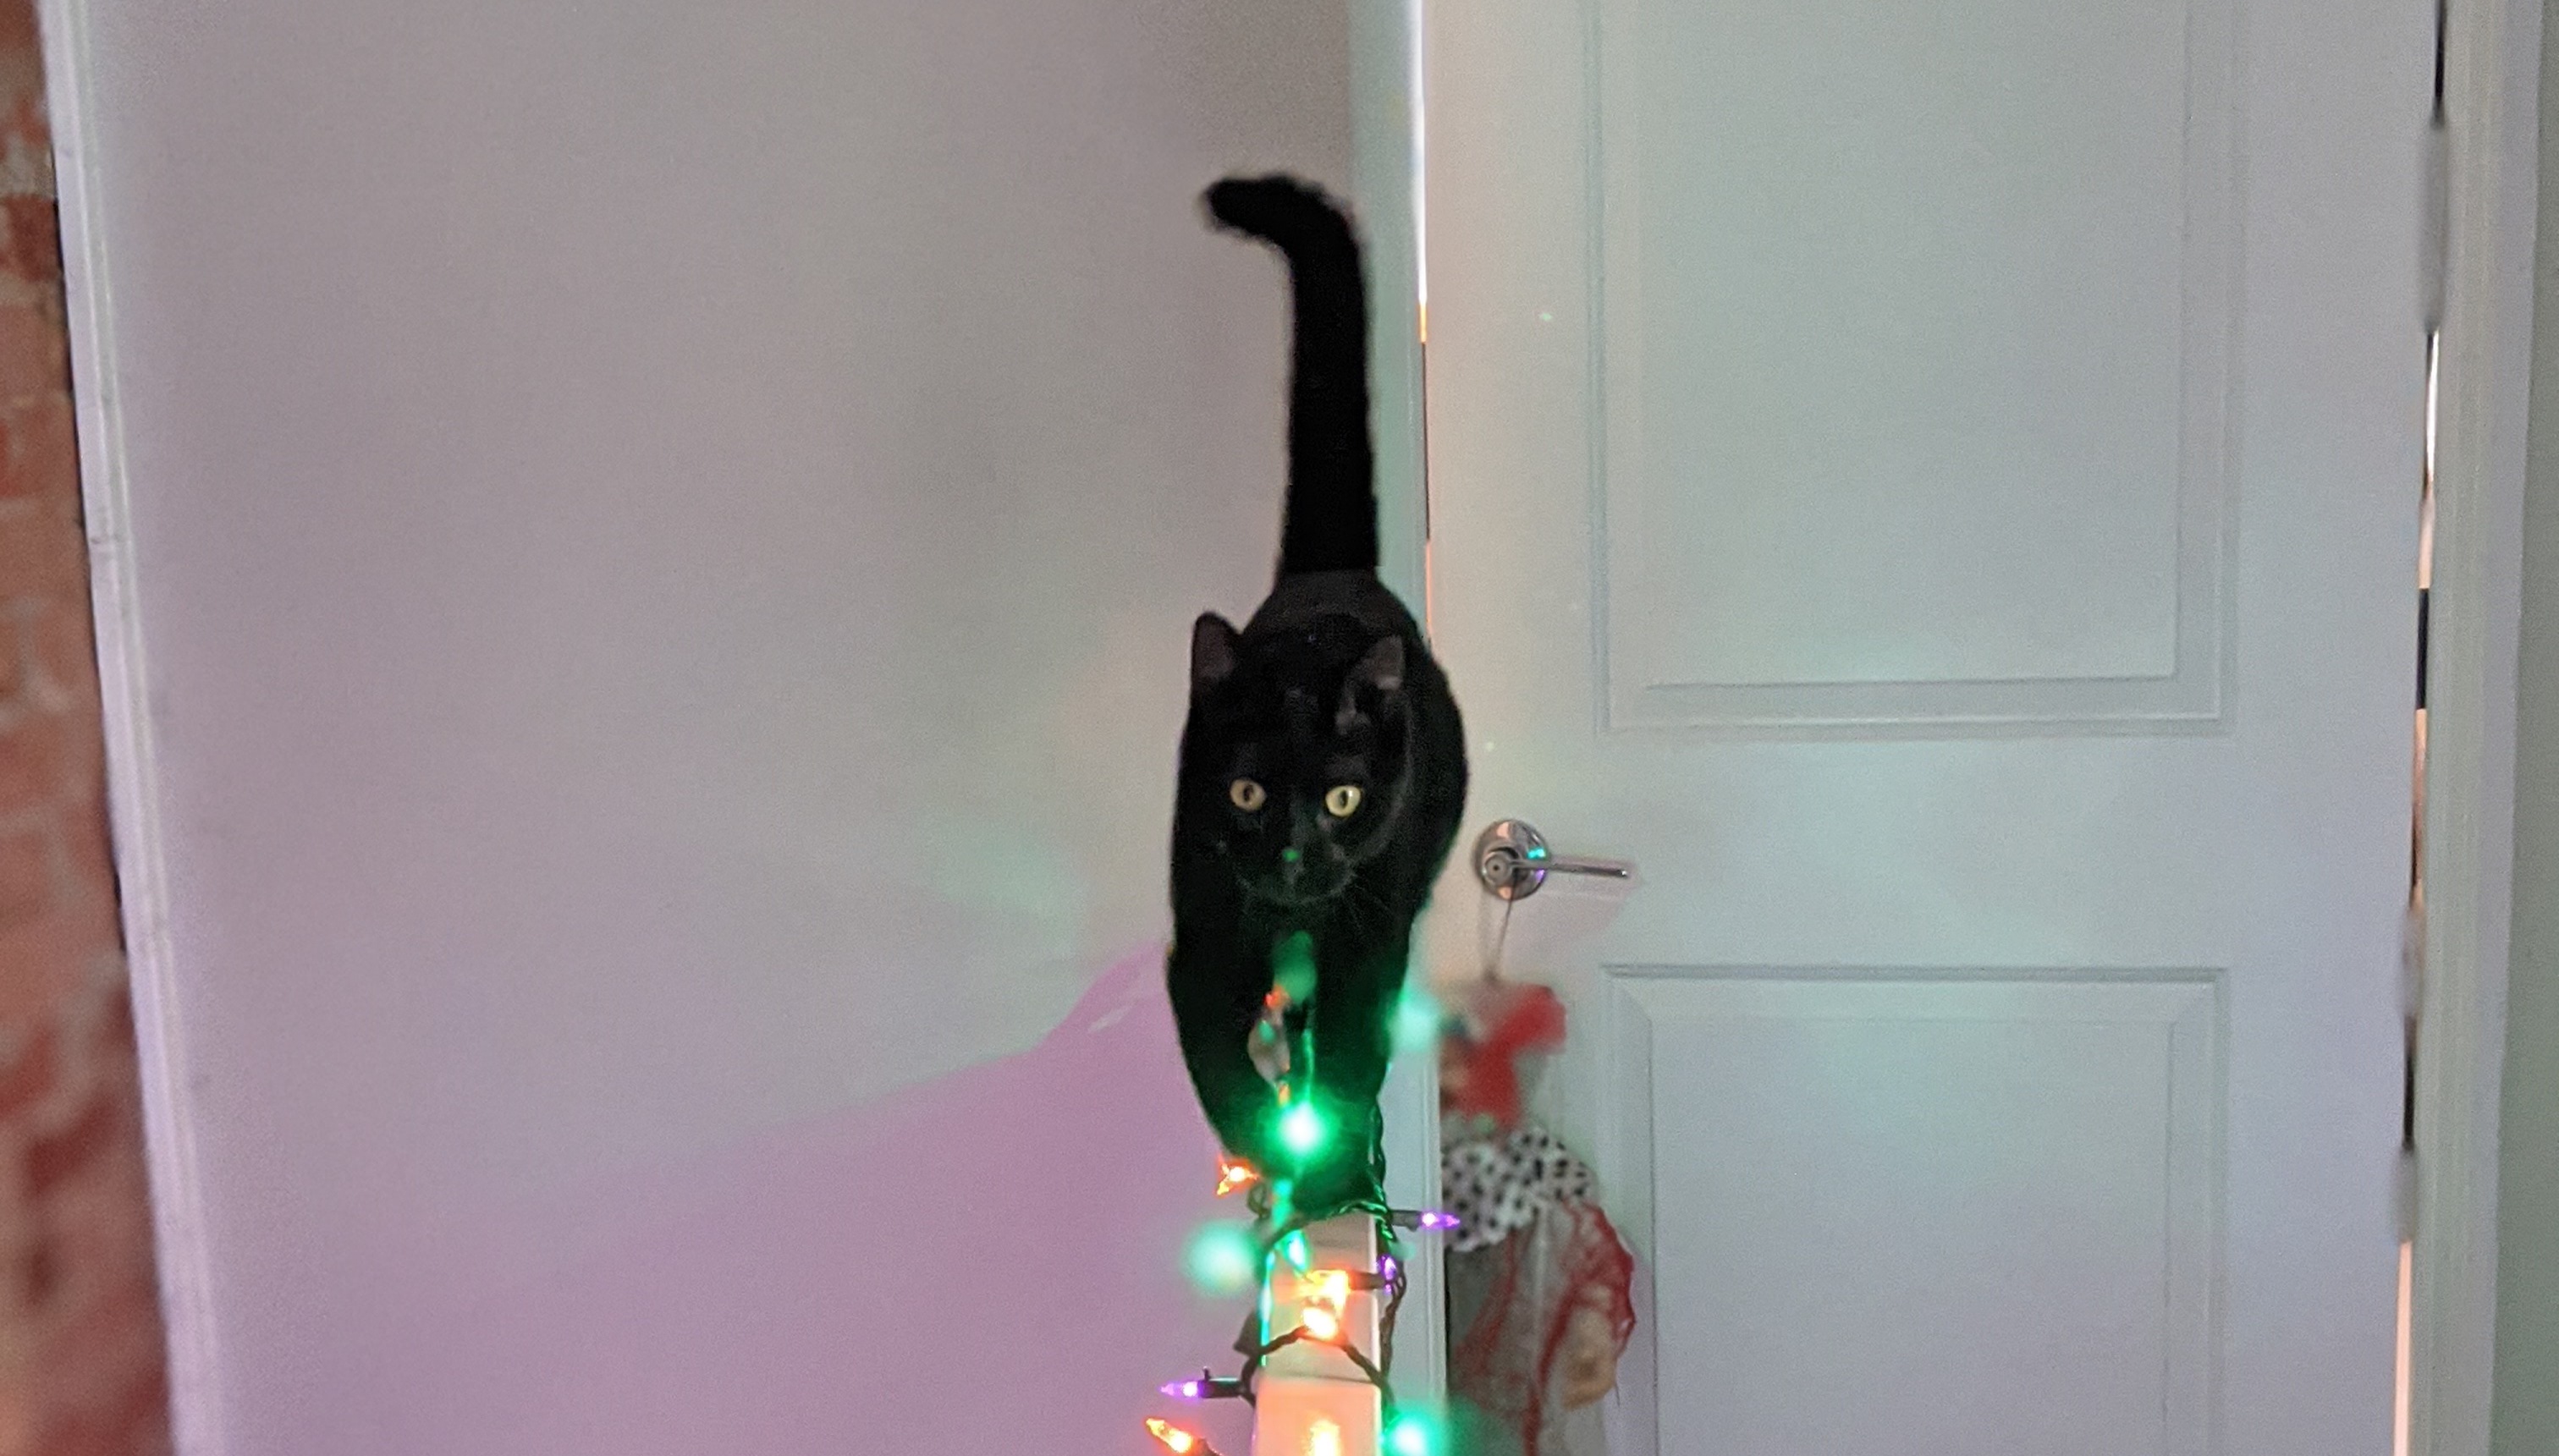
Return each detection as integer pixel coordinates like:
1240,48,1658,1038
1448,1197,1637,1454
1439,981,1569,1130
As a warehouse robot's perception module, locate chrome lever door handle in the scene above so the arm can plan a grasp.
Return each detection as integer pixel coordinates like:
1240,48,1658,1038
1472,819,1632,902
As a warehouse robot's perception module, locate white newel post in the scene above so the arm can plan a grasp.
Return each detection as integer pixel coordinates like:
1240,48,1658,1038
1255,1212,1387,1456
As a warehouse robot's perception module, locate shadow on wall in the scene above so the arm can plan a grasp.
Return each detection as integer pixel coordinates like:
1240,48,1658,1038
391,948,1250,1456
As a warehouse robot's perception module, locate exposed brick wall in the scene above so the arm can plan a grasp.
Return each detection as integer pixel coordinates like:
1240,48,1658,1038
0,3,172,1454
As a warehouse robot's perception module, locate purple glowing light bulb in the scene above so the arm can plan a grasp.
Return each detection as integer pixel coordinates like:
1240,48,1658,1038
1162,1371,1249,1402
1417,1209,1461,1232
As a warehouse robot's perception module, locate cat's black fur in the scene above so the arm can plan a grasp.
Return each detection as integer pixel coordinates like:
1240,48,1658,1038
1170,175,1467,1212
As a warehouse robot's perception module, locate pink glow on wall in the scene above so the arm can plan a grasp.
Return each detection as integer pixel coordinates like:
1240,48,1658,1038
385,948,1252,1456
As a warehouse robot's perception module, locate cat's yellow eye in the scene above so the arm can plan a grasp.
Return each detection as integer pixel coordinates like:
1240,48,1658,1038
1230,778,1268,812
1324,783,1363,818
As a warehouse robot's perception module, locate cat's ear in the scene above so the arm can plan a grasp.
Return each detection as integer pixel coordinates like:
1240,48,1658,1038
1350,635,1405,695
1192,613,1240,690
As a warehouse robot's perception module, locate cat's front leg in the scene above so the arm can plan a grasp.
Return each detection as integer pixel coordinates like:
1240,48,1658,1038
1293,925,1410,1212
1168,930,1281,1170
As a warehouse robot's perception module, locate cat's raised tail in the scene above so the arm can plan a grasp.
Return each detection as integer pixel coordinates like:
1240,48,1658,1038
1204,175,1378,579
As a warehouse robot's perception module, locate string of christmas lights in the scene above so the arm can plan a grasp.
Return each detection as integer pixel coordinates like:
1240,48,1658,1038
1145,979,1461,1456
1148,1201,1458,1452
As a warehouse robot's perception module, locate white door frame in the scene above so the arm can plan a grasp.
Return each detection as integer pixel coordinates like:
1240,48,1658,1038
36,0,228,1452
2413,0,2540,1453
34,0,2527,1448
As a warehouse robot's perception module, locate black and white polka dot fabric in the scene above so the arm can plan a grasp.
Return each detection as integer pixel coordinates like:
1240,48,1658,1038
1439,1124,1596,1255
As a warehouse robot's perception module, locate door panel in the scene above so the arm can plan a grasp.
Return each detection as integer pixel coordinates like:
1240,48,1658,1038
1423,0,2425,1448
1599,0,2231,728
1611,972,2218,1455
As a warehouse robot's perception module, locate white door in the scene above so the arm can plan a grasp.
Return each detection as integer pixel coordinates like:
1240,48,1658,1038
1420,0,2426,1452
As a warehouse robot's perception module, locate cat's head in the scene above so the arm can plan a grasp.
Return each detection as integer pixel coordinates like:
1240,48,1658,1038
1186,613,1412,907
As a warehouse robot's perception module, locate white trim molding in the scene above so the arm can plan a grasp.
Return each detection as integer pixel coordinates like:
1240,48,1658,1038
1351,0,1445,1408
2415,0,2541,1451
32,1,224,1453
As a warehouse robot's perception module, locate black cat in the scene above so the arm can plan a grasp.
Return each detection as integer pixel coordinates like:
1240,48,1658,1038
1170,175,1468,1213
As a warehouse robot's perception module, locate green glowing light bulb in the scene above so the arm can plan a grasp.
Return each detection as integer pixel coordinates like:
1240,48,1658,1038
1184,1222,1260,1295
1272,930,1318,1005
1277,1101,1329,1158
1386,1411,1440,1456
1392,981,1444,1056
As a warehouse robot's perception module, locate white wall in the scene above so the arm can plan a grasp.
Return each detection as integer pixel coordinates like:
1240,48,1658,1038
2495,5,2559,1447
47,1,1368,1450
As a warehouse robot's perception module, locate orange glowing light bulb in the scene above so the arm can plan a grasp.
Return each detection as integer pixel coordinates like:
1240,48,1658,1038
1215,1158,1258,1197
1146,1416,1200,1453
1300,1302,1341,1342
1307,1418,1344,1456
1301,1268,1351,1309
